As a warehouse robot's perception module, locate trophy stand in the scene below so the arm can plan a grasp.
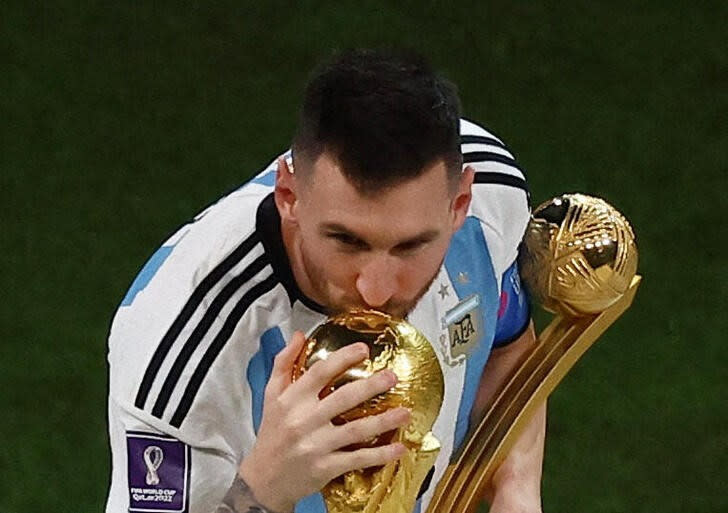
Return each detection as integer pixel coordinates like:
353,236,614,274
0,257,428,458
427,194,640,513
427,276,640,512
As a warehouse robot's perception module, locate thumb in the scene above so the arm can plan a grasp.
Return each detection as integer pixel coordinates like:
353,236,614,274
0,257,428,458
267,331,307,394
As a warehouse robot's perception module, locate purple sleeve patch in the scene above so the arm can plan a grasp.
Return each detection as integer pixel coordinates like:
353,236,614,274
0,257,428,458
126,431,190,512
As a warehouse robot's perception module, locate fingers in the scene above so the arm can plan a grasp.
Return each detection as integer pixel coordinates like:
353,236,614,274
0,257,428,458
267,331,307,395
330,407,410,450
318,369,398,420
325,442,407,477
295,342,370,393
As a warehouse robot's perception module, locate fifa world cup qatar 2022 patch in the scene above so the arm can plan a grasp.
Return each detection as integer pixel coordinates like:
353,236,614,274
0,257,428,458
126,431,190,512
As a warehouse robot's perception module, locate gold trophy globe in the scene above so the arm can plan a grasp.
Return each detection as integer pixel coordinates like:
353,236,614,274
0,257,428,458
518,193,638,316
293,310,444,513
426,193,641,512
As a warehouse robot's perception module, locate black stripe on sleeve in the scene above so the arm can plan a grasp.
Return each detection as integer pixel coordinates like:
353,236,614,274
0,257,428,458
462,151,525,176
460,135,507,149
473,172,530,194
150,253,271,418
134,231,261,410
170,274,279,428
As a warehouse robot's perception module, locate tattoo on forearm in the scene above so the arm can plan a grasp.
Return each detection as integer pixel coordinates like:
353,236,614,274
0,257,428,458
214,474,276,513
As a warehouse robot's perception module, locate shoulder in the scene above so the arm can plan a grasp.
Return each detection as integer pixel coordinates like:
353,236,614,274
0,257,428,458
107,154,291,444
458,118,531,278
459,118,528,194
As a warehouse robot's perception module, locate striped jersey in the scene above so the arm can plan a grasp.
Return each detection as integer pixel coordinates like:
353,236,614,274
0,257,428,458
106,118,531,513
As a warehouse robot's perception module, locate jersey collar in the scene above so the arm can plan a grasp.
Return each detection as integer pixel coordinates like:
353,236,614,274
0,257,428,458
256,193,328,314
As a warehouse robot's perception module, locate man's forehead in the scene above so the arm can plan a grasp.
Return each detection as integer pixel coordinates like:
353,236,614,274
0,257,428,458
298,158,450,238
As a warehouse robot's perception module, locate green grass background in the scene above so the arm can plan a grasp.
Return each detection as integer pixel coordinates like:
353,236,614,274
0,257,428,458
2,1,726,511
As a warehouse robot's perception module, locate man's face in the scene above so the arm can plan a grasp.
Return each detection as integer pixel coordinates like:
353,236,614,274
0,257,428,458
277,151,472,318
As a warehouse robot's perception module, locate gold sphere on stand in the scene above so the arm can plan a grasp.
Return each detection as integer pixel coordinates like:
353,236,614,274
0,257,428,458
519,193,638,316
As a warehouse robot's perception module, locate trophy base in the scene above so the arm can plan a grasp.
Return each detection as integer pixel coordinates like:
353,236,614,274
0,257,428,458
324,432,441,513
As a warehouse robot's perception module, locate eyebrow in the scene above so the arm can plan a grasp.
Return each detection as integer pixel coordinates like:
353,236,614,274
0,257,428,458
320,222,440,247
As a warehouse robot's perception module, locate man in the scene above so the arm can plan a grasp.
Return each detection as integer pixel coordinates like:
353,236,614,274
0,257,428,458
107,49,545,513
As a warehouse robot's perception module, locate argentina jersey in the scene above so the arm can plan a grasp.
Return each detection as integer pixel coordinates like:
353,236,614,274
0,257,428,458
105,118,530,513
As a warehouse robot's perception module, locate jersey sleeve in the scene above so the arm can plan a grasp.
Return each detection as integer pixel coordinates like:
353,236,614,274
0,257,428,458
460,118,531,281
493,259,531,348
106,397,237,513
106,185,278,512
458,119,532,346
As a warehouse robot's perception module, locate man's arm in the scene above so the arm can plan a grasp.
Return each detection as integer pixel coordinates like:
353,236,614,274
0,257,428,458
471,321,546,513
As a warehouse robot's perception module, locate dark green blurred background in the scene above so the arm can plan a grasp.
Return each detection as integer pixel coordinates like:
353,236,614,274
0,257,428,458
2,1,726,511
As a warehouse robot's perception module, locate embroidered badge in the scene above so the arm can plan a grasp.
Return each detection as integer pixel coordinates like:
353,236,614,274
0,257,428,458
442,294,483,363
127,431,190,512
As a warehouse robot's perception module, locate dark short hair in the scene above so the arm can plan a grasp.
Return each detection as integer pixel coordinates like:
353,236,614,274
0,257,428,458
292,48,462,193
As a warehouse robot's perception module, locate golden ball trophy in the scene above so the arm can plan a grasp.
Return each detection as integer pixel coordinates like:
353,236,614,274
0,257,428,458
294,194,640,513
426,193,640,512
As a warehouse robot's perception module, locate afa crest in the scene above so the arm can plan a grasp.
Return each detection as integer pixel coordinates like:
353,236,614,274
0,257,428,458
442,294,483,363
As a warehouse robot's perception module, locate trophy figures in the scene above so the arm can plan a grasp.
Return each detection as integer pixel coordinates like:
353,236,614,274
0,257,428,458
425,193,641,512
293,310,445,513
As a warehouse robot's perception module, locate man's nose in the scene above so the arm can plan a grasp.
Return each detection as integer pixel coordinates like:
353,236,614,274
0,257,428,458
355,255,398,308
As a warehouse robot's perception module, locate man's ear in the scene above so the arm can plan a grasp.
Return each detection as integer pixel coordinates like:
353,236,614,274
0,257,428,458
451,165,475,231
274,156,298,223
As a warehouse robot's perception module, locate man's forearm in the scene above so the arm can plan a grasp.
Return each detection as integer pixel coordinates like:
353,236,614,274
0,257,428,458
488,402,545,511
214,474,282,513
470,323,546,511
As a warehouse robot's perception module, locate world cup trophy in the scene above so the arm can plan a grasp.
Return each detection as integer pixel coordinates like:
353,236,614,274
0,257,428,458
292,310,445,513
426,193,641,512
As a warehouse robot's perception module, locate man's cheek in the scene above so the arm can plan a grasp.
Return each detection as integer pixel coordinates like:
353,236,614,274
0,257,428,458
331,266,357,292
